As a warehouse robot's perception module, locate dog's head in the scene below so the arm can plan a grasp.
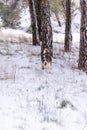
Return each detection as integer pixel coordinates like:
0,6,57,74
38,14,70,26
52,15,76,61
42,48,52,69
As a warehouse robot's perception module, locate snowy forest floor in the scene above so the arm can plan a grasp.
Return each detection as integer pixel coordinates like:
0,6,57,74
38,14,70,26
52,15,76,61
0,35,87,130
0,10,87,130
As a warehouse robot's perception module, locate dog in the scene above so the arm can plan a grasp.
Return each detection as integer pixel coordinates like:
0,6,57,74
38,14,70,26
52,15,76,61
41,48,52,69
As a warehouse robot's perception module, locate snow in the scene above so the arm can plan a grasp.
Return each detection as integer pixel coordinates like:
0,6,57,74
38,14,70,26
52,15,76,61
0,8,87,130
19,8,31,31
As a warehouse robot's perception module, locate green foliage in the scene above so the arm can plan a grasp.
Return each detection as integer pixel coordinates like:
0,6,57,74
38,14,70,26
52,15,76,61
0,2,4,13
50,0,80,20
50,0,60,12
0,2,20,27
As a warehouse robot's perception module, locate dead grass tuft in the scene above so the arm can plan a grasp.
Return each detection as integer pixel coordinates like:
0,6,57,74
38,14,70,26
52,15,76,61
0,31,32,43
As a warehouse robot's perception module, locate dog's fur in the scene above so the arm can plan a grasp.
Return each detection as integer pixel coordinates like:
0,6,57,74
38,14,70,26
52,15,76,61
42,48,52,69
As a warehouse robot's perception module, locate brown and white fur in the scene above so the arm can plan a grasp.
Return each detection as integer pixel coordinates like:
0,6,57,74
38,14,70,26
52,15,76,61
42,48,52,69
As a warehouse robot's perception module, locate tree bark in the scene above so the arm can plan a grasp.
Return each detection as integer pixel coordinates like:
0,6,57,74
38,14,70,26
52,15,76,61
54,10,61,27
28,0,40,45
35,0,42,41
40,0,53,69
78,0,87,72
64,0,72,52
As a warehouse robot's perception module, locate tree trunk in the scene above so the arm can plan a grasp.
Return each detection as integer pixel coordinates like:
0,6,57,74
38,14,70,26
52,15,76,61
35,0,42,41
40,0,53,69
54,10,61,27
78,0,87,72
64,0,72,52
28,0,40,45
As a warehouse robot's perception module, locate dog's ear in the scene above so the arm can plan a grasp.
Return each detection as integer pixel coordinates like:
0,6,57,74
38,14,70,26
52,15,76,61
43,48,49,54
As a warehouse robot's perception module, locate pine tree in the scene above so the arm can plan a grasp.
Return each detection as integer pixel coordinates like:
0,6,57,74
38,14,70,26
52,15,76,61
0,0,20,27
64,0,72,52
35,0,42,41
78,0,87,72
28,0,40,45
40,0,53,69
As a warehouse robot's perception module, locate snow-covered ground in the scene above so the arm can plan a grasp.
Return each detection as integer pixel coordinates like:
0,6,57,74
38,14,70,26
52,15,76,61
0,40,87,130
0,9,87,130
